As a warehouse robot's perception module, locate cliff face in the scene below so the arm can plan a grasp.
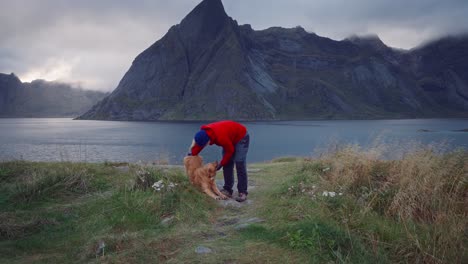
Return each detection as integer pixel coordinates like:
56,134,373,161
407,36,468,111
0,73,107,117
78,0,468,121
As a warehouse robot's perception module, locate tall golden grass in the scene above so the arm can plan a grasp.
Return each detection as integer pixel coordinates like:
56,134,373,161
315,143,467,263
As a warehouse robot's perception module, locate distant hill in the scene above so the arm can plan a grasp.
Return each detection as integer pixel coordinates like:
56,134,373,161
78,0,468,121
0,73,107,117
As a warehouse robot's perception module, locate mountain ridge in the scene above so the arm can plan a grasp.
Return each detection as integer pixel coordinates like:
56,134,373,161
0,73,108,118
78,0,468,121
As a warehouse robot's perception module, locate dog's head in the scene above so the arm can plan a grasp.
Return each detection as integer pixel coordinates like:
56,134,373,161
204,161,218,178
184,155,203,168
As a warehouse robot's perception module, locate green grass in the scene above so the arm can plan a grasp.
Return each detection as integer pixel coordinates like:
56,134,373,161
0,146,466,263
0,161,217,263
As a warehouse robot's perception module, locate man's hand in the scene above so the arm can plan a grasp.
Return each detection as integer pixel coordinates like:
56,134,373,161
216,164,222,171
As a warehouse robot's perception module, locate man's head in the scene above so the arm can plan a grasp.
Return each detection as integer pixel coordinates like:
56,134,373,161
194,130,210,147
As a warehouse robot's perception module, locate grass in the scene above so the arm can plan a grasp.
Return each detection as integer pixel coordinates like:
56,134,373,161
251,144,467,263
0,161,216,263
0,144,466,263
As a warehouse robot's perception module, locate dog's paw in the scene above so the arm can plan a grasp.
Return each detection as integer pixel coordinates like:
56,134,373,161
215,196,223,200
219,195,228,200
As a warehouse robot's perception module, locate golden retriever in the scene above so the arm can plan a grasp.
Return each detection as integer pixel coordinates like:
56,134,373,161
183,155,227,200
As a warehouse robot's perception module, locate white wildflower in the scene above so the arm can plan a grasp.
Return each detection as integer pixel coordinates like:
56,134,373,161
322,191,336,197
152,180,164,191
322,167,330,172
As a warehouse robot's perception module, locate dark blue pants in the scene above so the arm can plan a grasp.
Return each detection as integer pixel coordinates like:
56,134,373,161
223,133,250,194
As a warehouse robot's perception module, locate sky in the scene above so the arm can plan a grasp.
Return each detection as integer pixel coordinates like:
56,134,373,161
1,0,467,92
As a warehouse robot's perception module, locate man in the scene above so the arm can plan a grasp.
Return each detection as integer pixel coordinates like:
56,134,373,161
189,120,250,202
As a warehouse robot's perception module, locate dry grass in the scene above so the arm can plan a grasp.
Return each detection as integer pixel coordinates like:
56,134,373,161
309,144,468,263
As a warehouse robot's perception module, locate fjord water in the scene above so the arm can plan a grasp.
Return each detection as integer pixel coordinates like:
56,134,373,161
0,118,467,164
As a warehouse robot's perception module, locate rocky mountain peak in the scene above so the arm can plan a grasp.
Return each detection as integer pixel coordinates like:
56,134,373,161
186,0,226,18
0,72,21,87
179,0,229,38
77,0,468,121
346,34,388,51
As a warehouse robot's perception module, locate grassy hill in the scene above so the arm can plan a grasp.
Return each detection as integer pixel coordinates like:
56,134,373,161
0,146,466,263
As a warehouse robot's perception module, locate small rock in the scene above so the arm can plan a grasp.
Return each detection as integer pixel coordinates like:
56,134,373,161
242,217,265,224
234,223,251,230
216,218,240,227
322,191,336,197
219,199,242,208
218,199,253,208
152,180,164,191
95,240,106,256
161,216,174,226
204,231,228,241
195,246,213,254
234,217,265,230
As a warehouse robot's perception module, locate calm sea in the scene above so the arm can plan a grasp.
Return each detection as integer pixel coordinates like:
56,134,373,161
0,118,467,164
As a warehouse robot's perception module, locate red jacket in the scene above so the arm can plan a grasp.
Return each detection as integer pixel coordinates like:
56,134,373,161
191,120,247,166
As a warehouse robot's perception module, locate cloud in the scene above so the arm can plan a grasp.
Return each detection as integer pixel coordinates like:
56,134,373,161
224,0,468,48
0,0,199,91
1,0,467,92
21,57,77,83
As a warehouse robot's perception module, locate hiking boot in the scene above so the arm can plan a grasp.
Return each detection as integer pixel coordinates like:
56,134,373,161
235,192,247,202
220,189,233,198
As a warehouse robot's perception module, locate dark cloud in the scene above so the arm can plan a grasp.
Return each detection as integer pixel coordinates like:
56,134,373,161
224,0,468,48
1,0,467,91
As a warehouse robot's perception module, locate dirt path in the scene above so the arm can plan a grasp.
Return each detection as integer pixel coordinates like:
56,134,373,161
191,168,267,256
161,163,302,263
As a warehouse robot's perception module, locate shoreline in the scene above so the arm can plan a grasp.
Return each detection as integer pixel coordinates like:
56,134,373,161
1,116,468,123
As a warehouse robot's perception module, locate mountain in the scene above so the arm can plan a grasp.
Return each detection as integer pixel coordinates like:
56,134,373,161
0,73,108,117
78,0,468,121
405,35,468,111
